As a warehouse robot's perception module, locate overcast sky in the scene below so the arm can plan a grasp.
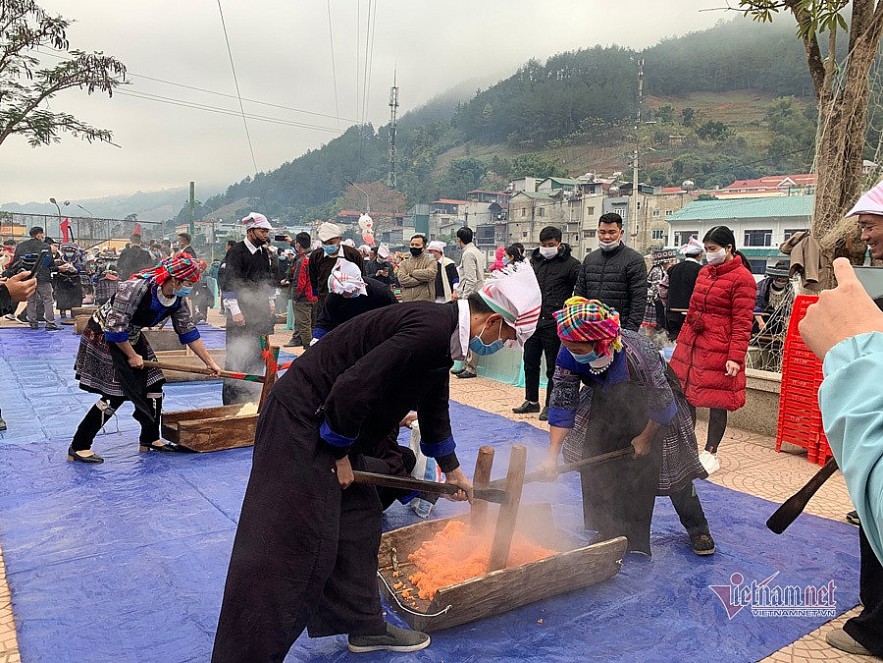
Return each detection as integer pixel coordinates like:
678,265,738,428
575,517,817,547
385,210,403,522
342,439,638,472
1,1,731,205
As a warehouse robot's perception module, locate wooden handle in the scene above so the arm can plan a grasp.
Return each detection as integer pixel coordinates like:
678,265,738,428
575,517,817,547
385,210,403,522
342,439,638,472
488,446,634,490
142,360,265,383
351,470,508,504
766,457,839,534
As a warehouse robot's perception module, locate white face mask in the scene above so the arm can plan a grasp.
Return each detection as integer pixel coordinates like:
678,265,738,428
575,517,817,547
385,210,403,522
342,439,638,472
598,239,621,252
538,246,559,259
705,248,726,265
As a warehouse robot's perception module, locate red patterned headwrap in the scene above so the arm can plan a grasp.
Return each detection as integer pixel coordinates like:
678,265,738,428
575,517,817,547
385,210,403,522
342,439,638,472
133,256,205,285
553,297,623,356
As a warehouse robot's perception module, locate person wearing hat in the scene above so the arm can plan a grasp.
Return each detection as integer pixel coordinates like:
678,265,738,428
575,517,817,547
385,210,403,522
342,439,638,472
364,244,395,289
212,263,542,661
70,256,220,463
307,222,364,307
427,240,459,303
753,260,793,340
11,226,58,330
310,259,397,342
220,213,279,405
662,236,704,341
539,297,714,556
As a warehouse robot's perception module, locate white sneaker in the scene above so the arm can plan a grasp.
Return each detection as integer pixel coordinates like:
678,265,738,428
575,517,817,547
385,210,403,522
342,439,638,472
699,450,720,475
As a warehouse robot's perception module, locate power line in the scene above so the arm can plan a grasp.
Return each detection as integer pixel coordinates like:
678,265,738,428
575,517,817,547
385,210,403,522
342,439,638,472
39,46,357,125
216,0,266,206
327,0,341,131
114,89,342,133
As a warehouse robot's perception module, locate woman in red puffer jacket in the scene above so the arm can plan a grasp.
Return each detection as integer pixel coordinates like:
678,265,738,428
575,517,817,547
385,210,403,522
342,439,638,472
670,225,756,475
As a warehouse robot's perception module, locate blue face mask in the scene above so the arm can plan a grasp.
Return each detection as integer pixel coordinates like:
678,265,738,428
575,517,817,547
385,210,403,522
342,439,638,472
468,319,505,356
173,285,193,298
323,244,339,256
569,348,598,364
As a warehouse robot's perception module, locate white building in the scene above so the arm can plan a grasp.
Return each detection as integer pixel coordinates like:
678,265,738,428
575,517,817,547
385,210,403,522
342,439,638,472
666,195,813,276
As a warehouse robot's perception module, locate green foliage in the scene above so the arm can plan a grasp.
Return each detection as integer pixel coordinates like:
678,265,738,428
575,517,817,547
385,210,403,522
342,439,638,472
656,105,674,124
681,107,696,127
452,47,638,146
697,121,732,142
509,154,566,180
0,0,127,148
739,0,849,40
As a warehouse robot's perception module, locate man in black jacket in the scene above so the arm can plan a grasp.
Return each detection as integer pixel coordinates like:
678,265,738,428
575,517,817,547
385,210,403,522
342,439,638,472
574,213,647,331
116,233,155,280
663,237,704,340
308,222,364,307
513,226,580,420
220,213,277,405
12,226,58,330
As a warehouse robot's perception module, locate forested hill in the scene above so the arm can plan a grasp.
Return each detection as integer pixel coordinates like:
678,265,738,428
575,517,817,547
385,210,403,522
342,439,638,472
190,16,823,226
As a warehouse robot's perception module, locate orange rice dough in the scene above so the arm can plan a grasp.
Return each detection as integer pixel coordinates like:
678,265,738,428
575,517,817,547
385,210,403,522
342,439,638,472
408,520,556,600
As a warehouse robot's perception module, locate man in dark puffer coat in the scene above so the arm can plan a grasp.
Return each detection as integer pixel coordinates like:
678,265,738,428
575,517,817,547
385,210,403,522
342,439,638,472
574,213,647,331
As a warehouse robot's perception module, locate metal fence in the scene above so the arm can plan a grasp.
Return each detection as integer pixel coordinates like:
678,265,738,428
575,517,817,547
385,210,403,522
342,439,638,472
0,211,164,251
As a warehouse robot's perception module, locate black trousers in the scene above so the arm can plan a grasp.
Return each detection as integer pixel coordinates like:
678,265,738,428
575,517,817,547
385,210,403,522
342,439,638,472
688,404,728,453
843,526,883,655
212,395,385,663
523,322,560,406
666,310,686,342
71,392,163,451
222,322,265,405
669,482,710,537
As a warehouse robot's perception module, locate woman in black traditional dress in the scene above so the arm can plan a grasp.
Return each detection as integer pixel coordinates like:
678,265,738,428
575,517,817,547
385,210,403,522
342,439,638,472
55,243,85,318
540,297,714,556
69,256,221,464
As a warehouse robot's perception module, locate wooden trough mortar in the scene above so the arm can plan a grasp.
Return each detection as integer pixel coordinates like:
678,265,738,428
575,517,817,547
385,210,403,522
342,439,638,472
377,505,628,633
160,338,279,452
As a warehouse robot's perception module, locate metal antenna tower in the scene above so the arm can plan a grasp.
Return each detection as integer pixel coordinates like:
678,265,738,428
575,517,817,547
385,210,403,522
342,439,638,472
388,69,399,189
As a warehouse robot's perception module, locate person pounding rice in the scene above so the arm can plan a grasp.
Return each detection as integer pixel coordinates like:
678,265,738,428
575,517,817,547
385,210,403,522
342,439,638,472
68,256,221,463
211,263,542,660
539,297,714,556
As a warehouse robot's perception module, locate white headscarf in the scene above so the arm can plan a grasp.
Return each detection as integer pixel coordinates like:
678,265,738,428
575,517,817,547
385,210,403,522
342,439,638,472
241,212,272,230
328,259,367,297
478,262,542,348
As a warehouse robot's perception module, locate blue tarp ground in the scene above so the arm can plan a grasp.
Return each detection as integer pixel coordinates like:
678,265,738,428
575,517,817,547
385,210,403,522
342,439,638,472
0,324,291,446
0,327,862,662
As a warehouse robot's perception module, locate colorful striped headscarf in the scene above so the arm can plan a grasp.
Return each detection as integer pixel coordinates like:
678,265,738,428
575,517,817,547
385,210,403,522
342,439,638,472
553,297,623,356
133,256,205,285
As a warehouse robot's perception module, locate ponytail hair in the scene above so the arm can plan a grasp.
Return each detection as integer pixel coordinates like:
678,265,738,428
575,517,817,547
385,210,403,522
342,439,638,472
703,225,751,270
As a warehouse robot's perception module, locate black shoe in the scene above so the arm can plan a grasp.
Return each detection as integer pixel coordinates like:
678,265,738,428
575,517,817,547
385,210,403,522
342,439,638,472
139,440,183,453
846,510,861,526
283,338,301,347
0,417,6,432
17,313,28,324
456,370,477,379
512,400,540,414
539,406,549,421
29,322,39,330
348,623,430,654
67,446,104,464
691,533,716,556
44,323,60,331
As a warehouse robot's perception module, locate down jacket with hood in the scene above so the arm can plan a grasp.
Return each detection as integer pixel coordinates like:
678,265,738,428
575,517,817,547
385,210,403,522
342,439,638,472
669,256,756,411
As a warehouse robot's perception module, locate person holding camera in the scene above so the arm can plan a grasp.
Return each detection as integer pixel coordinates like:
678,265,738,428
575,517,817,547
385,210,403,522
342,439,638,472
11,226,58,330
0,271,37,430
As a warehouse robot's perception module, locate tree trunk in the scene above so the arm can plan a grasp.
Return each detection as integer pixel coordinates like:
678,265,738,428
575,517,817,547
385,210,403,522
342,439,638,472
811,18,882,287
